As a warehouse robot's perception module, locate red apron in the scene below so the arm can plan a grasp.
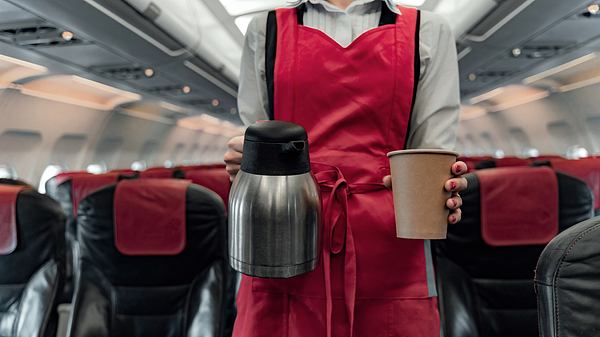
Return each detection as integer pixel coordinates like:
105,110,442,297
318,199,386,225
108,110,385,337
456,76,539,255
233,6,440,337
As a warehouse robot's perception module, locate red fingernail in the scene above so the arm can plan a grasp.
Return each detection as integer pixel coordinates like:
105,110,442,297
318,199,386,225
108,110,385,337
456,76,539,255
450,215,456,223
450,181,457,190
452,199,458,207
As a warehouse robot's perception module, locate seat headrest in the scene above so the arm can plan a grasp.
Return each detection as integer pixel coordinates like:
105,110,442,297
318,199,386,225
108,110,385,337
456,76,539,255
476,167,559,246
552,158,600,209
114,179,191,256
139,168,176,178
183,168,230,205
53,171,93,186
495,157,531,167
71,173,120,217
0,185,28,255
178,164,226,172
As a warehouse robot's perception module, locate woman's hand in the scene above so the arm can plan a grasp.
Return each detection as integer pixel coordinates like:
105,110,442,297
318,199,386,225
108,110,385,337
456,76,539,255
224,135,244,181
383,161,469,225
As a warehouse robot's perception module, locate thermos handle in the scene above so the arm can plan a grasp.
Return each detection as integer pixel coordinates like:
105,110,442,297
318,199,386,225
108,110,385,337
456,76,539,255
283,141,306,153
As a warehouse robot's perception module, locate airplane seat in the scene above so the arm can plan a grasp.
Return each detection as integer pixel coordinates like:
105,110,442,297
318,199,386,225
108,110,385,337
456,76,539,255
0,185,66,337
45,172,92,201
434,166,594,337
495,157,531,167
67,179,229,337
550,158,600,215
535,215,600,337
51,173,122,302
474,159,497,170
181,166,236,336
139,167,184,178
0,178,33,187
183,168,231,207
458,156,493,172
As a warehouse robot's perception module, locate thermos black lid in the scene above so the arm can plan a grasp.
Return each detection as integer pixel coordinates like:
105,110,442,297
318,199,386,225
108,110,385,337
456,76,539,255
241,121,311,175
244,121,308,143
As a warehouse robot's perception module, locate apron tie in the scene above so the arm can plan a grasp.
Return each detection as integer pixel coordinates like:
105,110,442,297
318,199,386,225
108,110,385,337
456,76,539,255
314,164,386,337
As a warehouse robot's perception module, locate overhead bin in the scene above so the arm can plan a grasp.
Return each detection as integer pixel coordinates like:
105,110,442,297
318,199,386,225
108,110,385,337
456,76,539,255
8,0,241,123
524,53,600,93
123,0,242,79
20,75,141,110
468,85,549,112
0,53,47,89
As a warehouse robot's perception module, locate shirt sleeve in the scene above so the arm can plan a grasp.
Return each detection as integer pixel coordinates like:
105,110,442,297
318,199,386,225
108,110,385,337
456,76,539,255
237,13,270,126
406,11,461,151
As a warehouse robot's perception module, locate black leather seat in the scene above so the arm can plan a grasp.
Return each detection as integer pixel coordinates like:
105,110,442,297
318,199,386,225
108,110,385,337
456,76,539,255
535,215,600,337
49,172,123,301
549,158,600,216
67,179,229,337
0,183,66,337
434,167,594,337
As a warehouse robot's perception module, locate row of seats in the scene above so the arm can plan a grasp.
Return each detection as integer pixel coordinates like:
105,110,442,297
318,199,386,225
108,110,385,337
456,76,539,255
0,164,233,337
44,165,231,300
460,156,600,214
4,161,600,337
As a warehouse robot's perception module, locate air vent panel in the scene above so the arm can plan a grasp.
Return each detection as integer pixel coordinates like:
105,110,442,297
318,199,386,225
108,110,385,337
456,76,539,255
0,22,85,47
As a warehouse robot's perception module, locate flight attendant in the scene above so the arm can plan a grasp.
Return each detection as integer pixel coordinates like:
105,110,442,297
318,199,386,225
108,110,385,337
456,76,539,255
225,0,468,336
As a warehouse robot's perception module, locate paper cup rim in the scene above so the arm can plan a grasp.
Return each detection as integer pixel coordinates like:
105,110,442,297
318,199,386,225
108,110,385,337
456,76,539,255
387,149,459,158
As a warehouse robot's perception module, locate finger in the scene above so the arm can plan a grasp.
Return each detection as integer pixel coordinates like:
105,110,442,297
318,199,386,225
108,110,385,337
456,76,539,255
452,161,468,176
446,195,463,210
226,164,241,177
445,177,468,192
224,150,243,165
448,208,462,224
383,175,392,189
227,136,244,153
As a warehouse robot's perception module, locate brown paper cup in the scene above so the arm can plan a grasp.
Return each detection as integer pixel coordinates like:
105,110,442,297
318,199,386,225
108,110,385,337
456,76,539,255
387,149,458,240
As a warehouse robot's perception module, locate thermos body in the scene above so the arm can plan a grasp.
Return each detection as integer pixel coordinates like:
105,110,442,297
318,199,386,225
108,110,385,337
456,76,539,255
229,171,321,278
228,121,322,279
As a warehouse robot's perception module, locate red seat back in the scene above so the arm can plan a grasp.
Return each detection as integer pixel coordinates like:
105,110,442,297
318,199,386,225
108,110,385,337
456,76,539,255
552,158,600,209
184,168,230,207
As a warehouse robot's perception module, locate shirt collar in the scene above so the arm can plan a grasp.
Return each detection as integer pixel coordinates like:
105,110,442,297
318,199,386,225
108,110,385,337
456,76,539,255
305,0,402,15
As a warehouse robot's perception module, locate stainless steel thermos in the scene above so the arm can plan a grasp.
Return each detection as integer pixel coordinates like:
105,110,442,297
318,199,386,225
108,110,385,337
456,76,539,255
228,121,321,278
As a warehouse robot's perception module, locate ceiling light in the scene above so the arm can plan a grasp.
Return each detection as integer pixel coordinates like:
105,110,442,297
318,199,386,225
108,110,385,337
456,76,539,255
182,85,191,94
467,73,477,81
211,99,220,107
61,31,74,41
588,3,600,15
511,48,522,57
143,68,155,78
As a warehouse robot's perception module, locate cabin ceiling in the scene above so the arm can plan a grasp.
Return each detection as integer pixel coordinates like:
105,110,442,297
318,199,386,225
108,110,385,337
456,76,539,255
0,0,240,124
0,0,598,118
458,0,600,100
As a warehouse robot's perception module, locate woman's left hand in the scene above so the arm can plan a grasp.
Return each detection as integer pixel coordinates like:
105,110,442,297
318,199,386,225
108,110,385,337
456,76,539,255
382,161,469,225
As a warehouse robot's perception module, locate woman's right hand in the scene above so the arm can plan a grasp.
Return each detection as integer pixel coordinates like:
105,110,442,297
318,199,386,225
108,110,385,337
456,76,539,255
224,135,244,181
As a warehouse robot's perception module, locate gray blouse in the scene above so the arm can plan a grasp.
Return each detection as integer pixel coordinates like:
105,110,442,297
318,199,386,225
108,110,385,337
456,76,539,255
237,0,460,150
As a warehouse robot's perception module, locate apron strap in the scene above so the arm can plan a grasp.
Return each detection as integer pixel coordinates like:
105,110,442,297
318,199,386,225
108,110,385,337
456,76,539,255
266,4,407,121
315,164,385,337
